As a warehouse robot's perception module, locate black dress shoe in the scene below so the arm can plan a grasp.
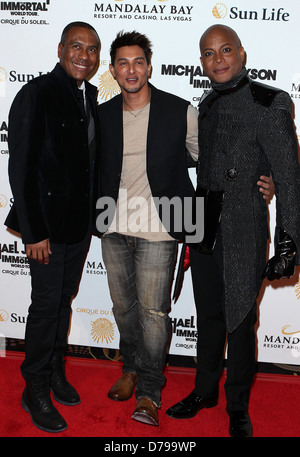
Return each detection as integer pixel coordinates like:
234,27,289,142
50,353,80,405
227,408,253,437
22,377,67,433
166,391,218,419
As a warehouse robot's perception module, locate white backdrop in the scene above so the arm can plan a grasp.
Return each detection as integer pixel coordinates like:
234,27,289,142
0,0,300,365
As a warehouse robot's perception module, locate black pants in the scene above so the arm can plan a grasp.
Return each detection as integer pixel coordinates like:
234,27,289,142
189,238,257,412
21,233,91,380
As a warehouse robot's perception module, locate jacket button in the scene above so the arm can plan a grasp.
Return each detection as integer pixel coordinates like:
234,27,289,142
225,167,238,181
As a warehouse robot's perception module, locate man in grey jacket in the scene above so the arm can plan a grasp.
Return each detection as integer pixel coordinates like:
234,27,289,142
166,24,300,437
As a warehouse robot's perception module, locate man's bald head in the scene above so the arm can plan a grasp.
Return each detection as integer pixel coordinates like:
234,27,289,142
199,24,245,83
200,24,242,53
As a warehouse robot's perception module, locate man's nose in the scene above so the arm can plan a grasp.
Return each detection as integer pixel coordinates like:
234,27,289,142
214,51,224,62
128,63,135,73
79,48,89,60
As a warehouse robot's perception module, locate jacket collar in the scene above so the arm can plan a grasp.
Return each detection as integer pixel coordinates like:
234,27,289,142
211,66,249,95
51,63,97,97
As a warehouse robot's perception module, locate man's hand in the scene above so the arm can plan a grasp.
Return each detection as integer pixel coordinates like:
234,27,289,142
26,238,52,265
263,229,297,281
257,174,274,200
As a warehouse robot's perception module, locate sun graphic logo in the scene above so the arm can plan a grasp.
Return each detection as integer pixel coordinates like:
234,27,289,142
98,70,121,102
91,317,115,344
212,3,228,19
0,195,8,208
0,67,7,83
295,278,300,299
0,309,9,322
0,68,7,97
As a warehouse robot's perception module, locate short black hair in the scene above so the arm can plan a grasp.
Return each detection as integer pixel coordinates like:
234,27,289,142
60,21,100,47
110,31,152,66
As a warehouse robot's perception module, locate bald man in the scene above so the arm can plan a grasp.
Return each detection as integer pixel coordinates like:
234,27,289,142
166,25,300,437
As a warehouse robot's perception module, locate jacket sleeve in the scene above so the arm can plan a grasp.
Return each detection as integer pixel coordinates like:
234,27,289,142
257,91,300,264
8,82,49,244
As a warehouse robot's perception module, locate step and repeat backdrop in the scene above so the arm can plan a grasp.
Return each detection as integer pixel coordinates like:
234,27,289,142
0,0,300,365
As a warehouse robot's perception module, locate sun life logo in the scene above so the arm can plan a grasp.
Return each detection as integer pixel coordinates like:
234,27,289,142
212,3,228,19
0,68,7,82
0,195,8,208
0,310,9,322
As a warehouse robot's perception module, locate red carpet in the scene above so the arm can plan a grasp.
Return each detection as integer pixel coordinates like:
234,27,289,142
1,352,300,438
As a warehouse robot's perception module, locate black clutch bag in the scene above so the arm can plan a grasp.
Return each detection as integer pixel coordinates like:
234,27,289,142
172,186,224,301
189,185,224,255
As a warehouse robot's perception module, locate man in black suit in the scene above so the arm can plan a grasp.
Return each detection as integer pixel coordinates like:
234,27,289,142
5,22,100,433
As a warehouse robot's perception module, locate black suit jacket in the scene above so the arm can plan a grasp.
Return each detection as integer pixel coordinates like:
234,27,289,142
97,83,196,242
5,64,99,244
198,76,300,331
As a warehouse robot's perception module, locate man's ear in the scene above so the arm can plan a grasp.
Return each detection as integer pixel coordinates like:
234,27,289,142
147,64,152,78
239,46,246,66
109,63,116,79
58,42,63,60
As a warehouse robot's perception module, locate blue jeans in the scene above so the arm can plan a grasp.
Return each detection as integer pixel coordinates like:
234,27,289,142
101,233,177,406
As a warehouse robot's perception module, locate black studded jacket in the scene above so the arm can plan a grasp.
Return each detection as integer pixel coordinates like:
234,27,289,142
197,67,300,331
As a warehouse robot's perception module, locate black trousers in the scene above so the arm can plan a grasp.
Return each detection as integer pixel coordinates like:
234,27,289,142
21,232,91,380
189,237,257,412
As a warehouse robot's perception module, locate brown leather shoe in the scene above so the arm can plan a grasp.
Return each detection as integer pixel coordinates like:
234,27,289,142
107,372,138,401
131,397,159,426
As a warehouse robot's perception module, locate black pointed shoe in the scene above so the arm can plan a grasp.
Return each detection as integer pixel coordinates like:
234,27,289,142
227,408,253,437
22,377,67,433
50,353,80,406
166,391,218,419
